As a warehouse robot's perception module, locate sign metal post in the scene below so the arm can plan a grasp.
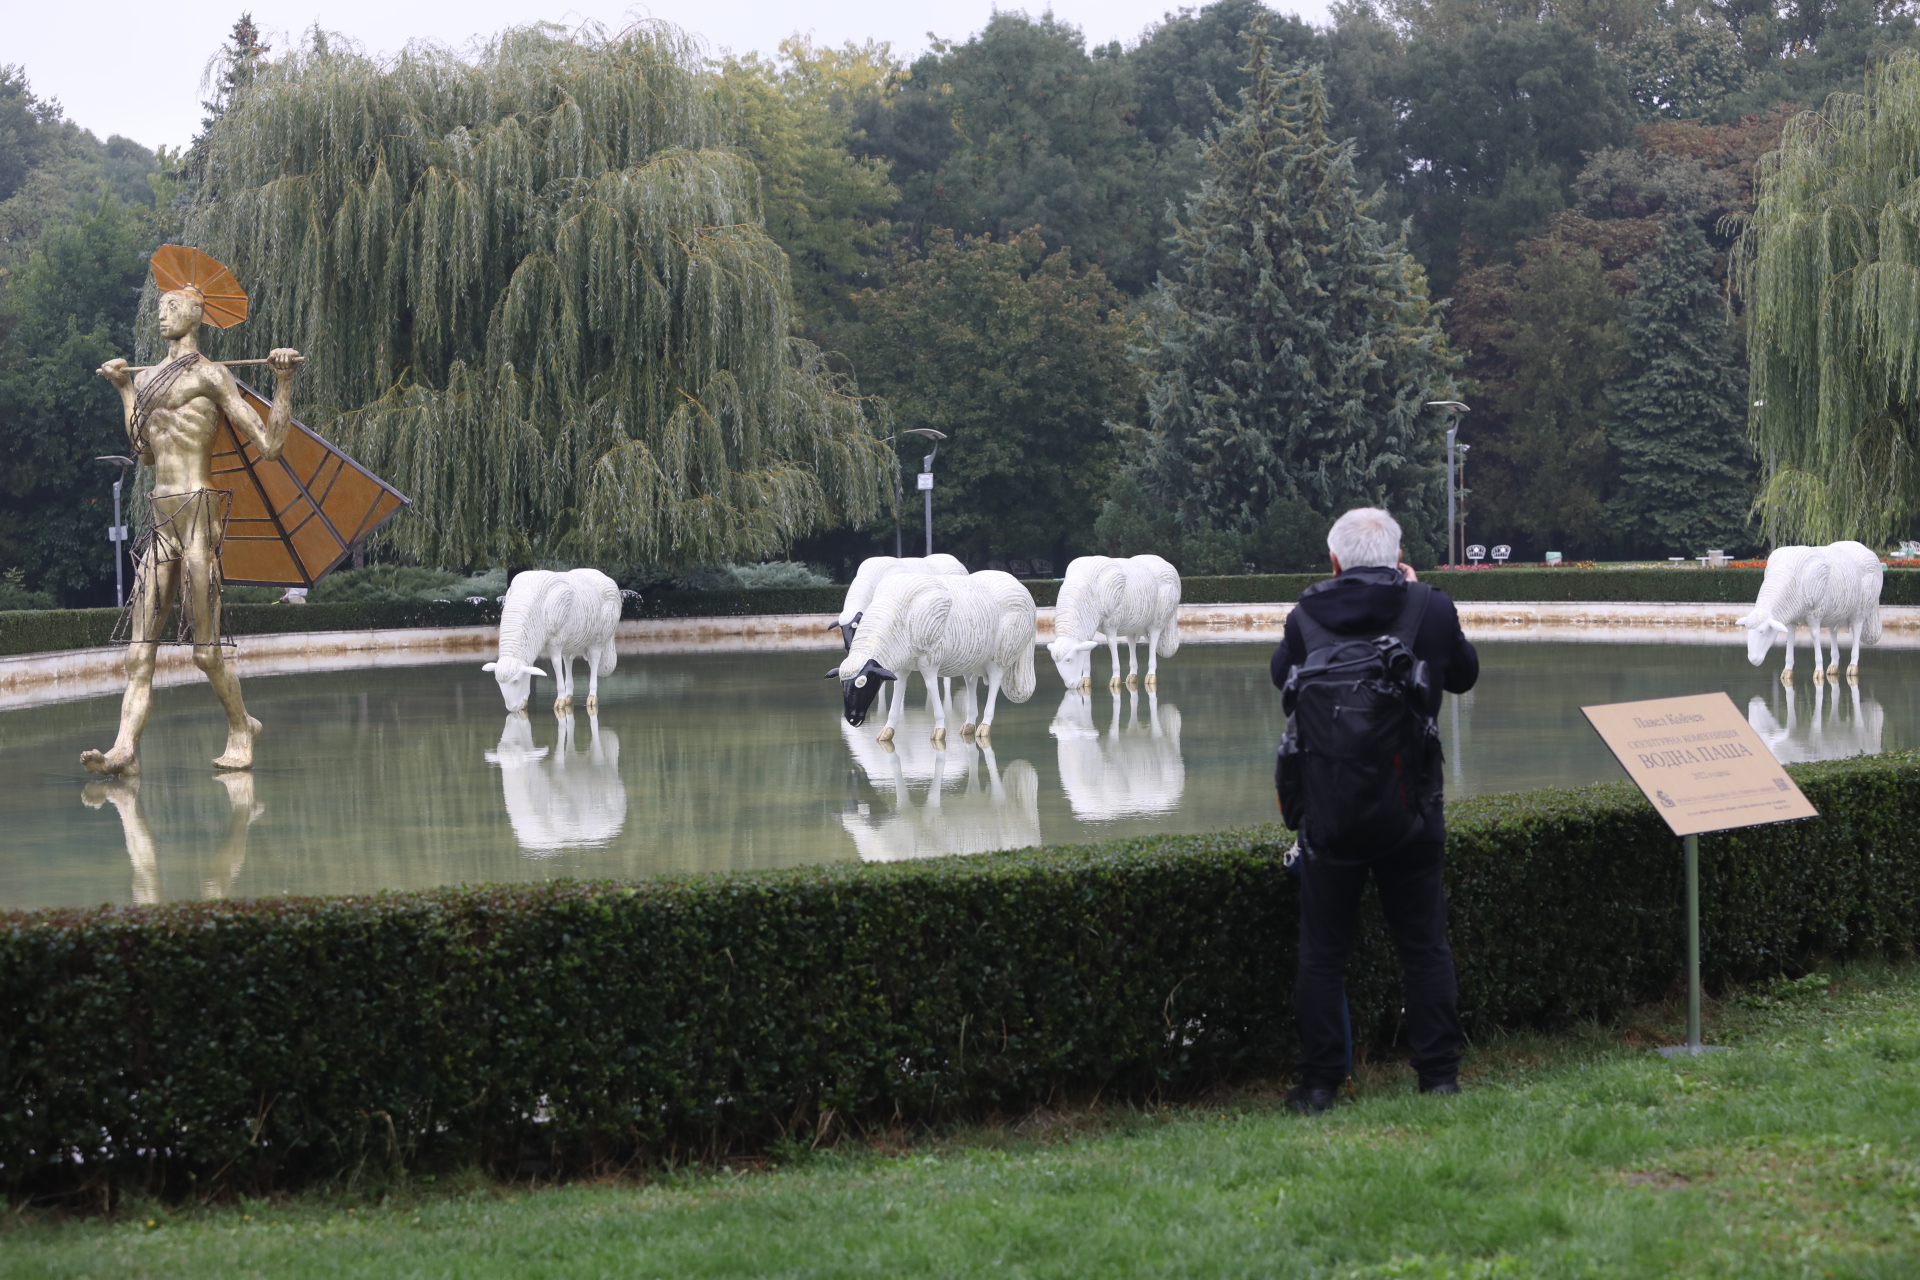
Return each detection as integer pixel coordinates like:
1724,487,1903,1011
1582,691,1818,1056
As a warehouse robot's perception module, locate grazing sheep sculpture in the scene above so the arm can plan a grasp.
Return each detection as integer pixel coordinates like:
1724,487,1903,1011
1047,554,1182,691
830,570,1037,745
830,554,969,650
830,553,969,721
1737,541,1884,685
483,568,622,713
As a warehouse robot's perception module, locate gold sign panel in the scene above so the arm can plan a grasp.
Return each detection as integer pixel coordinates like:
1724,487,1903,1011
1582,691,1819,837
210,377,409,587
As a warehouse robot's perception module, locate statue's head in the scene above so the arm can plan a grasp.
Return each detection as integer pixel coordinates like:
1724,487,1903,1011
157,287,206,340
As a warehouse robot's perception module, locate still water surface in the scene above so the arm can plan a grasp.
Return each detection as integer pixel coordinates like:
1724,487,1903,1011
1,641,1909,909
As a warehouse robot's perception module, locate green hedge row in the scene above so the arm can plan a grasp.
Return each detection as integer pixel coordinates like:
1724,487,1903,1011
8,570,1920,658
4,753,1916,1199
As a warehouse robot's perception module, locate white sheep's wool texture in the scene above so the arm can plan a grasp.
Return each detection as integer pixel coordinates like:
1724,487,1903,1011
836,554,969,629
487,568,623,710
1738,540,1885,673
1048,554,1183,686
840,570,1039,731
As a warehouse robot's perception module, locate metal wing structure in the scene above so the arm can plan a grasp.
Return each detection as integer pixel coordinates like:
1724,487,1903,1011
211,376,410,587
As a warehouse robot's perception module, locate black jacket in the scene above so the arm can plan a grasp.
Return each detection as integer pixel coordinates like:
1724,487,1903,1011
1269,565,1480,716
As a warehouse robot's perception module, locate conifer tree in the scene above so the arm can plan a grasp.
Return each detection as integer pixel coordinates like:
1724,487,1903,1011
1606,216,1753,554
1129,25,1455,558
180,23,889,570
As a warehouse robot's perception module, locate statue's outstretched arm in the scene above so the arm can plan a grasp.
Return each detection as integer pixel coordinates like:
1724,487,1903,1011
215,349,301,461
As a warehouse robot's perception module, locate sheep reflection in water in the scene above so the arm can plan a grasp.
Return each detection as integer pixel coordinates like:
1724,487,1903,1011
1748,678,1885,765
485,712,627,855
1049,687,1185,821
839,714,1039,860
81,771,263,903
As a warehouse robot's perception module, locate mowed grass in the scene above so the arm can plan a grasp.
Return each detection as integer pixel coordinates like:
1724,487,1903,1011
6,966,1920,1279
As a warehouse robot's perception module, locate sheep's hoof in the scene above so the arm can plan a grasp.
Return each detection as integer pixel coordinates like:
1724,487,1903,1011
1144,673,1157,691
931,727,947,747
1125,673,1139,691
1079,677,1091,692
1109,676,1123,692
975,722,992,740
1827,662,1841,677
585,695,599,715
1781,669,1794,687
1849,664,1860,680
876,726,895,743
960,722,976,738
1813,667,1826,685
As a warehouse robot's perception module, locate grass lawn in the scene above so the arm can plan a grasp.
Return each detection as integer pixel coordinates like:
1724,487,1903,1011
5,965,1918,1279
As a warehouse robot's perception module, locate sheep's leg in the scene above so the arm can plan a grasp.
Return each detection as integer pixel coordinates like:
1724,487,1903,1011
975,665,1005,739
1107,632,1123,692
1125,639,1139,691
1144,631,1159,692
960,676,979,738
585,649,604,715
1825,620,1841,678
877,669,908,744
924,662,948,746
1811,623,1827,684
552,649,573,713
1849,616,1863,680
1781,625,1796,686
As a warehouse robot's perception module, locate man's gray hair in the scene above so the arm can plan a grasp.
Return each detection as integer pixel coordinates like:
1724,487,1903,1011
1327,508,1403,569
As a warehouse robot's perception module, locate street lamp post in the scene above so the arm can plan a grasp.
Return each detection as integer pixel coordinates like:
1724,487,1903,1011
95,455,135,608
883,429,947,559
1425,402,1470,565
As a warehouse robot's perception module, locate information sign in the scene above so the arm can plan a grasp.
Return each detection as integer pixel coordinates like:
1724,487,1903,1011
916,472,934,491
1581,692,1817,835
1582,690,1818,1054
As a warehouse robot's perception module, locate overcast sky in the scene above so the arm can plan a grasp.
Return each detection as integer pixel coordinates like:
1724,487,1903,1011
14,0,1335,153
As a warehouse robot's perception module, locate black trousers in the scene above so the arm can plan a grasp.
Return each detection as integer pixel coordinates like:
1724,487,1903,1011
1294,835,1462,1089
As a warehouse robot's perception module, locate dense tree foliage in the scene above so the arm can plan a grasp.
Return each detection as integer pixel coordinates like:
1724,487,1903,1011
1740,49,1920,545
7,0,1919,596
183,24,890,572
848,229,1137,564
1129,35,1454,565
1607,216,1753,553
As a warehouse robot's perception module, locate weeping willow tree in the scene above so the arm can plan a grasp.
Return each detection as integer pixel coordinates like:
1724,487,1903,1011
182,22,891,568
1739,50,1920,546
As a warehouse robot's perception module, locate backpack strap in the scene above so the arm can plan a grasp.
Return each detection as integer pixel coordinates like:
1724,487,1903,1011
1389,581,1433,648
1293,580,1433,654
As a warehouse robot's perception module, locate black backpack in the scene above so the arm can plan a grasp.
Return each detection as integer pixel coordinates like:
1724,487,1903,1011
1276,584,1443,864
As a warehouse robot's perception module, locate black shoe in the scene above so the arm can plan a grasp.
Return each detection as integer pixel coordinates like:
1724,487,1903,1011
1419,1078,1460,1096
1286,1084,1338,1115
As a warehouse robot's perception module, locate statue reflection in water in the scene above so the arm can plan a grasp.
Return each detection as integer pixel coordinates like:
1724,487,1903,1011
1748,676,1884,766
81,771,263,904
486,711,627,855
1049,686,1185,821
839,712,1040,860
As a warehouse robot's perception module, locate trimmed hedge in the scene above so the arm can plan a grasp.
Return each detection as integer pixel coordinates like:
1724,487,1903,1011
9,568,1920,657
3,753,1917,1198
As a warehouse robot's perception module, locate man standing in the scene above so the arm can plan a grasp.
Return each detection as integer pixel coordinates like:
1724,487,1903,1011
80,283,301,776
1270,507,1479,1112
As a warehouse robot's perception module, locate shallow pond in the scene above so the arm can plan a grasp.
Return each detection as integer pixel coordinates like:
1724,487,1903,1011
1,641,1910,910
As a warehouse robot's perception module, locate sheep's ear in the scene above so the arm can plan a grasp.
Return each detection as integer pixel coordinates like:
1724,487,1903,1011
827,620,843,632
1770,619,1791,634
868,663,898,682
1074,641,1098,654
825,667,844,679
527,666,550,679
482,661,499,672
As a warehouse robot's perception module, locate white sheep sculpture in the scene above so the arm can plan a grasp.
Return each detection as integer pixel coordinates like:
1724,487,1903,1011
483,568,622,713
832,570,1037,746
1737,541,1884,685
1046,554,1182,692
832,554,969,720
